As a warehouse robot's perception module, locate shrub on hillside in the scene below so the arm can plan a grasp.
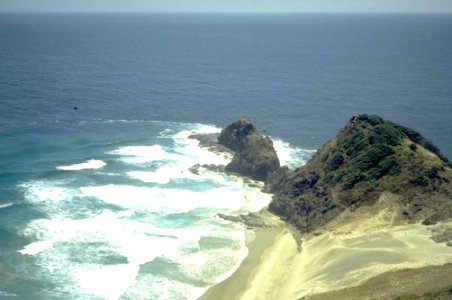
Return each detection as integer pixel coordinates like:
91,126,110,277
328,153,344,171
410,175,429,186
368,123,402,146
350,143,394,173
356,114,384,126
366,155,400,180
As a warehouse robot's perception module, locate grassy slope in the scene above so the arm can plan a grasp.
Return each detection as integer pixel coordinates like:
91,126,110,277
305,263,452,300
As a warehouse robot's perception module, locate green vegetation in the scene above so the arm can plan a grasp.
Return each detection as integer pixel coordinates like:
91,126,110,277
328,153,344,171
368,123,402,146
410,175,429,186
343,131,368,157
352,142,394,172
269,113,452,234
392,122,450,164
342,172,363,190
323,114,451,190
331,117,405,188
366,155,401,181
334,170,346,183
356,114,383,126
427,166,439,178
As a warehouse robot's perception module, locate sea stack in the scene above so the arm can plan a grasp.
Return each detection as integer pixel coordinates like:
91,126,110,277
218,118,280,182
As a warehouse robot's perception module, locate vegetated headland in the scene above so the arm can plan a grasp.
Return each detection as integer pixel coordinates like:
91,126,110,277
196,114,452,300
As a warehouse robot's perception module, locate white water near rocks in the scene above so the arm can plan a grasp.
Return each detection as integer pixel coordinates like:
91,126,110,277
16,121,312,300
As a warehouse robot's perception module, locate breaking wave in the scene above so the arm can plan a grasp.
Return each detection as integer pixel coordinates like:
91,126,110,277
56,159,107,171
17,121,312,299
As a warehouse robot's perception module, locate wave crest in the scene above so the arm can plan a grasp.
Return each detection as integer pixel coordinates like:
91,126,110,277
56,159,106,171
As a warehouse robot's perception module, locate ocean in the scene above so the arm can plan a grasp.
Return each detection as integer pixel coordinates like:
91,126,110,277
0,13,451,299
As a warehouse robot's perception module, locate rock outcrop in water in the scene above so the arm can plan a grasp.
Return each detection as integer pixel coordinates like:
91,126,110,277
218,118,280,182
269,114,452,232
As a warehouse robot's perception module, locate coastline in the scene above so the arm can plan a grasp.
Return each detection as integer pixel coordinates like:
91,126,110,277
198,195,452,300
196,121,452,300
198,226,291,300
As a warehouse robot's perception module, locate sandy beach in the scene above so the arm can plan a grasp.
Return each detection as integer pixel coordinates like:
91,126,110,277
199,227,284,300
199,194,452,300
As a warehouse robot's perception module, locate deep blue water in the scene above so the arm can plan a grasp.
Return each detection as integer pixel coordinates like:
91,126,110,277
0,13,452,299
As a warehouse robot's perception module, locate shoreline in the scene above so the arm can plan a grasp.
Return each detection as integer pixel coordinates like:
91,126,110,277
198,226,288,300
198,200,452,300
194,128,452,300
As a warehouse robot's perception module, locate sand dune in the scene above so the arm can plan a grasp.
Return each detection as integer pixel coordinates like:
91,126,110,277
200,193,452,300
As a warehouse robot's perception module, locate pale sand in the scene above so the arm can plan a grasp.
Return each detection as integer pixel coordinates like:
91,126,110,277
199,227,283,300
199,193,452,300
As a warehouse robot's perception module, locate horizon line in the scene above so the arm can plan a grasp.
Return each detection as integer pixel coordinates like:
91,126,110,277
2,11,452,15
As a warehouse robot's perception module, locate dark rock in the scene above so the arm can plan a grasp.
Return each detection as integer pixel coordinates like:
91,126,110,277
189,163,225,175
218,118,257,151
429,224,452,246
202,164,225,173
217,211,281,228
189,164,201,175
263,166,292,193
217,213,243,223
219,118,280,182
188,132,233,155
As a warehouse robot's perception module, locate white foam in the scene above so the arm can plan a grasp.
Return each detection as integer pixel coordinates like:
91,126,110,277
19,240,54,255
56,159,106,171
73,264,139,300
273,139,316,169
108,145,182,165
172,125,221,140
126,163,232,185
126,163,199,184
171,129,231,166
18,122,290,299
109,145,166,158
80,184,244,213
126,170,172,184
110,126,231,188
0,202,13,209
122,273,206,300
243,185,273,213
18,209,186,299
122,227,248,300
196,124,222,134
18,179,249,300
20,181,75,206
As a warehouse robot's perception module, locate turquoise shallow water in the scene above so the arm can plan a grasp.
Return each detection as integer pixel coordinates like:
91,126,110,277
1,13,451,299
0,119,311,299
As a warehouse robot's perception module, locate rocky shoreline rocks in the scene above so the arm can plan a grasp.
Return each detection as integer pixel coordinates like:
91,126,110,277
197,116,452,300
190,116,452,236
218,118,281,182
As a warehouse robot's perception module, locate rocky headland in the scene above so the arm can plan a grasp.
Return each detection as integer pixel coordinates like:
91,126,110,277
269,114,452,233
197,115,452,300
217,118,280,182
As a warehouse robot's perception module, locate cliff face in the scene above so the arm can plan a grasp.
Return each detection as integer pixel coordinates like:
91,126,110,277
218,118,280,182
269,114,452,232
